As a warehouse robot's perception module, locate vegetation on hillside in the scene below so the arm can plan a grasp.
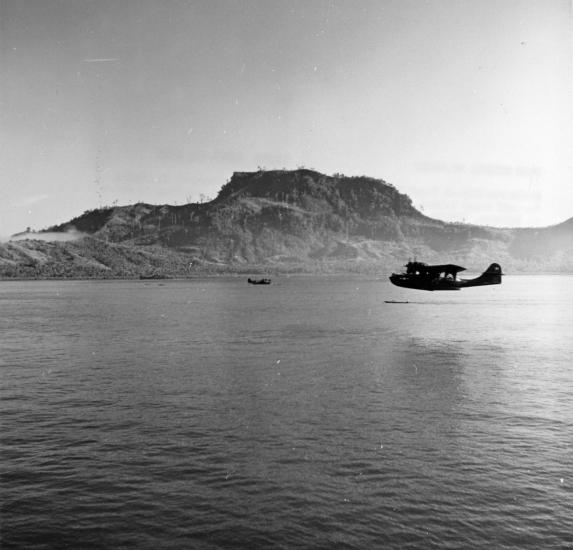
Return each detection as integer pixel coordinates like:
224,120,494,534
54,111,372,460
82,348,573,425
2,169,572,278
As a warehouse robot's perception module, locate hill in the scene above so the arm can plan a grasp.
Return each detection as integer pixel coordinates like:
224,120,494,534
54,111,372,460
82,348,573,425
1,169,572,278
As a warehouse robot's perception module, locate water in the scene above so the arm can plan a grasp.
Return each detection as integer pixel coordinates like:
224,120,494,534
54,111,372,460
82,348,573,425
1,275,572,549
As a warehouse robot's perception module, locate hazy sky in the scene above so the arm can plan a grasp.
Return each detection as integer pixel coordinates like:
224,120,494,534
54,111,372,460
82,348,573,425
1,0,572,236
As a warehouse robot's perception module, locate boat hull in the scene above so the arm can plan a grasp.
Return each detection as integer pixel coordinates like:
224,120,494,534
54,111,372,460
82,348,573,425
389,274,460,291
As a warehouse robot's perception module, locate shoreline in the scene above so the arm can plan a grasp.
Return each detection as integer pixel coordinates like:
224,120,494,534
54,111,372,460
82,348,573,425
2,271,572,283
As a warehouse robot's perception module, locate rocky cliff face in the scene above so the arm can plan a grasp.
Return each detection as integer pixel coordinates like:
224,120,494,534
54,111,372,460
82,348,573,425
2,169,572,278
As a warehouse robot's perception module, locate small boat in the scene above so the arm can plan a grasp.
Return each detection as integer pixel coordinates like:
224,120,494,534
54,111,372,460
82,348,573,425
248,277,271,285
139,273,167,280
384,300,409,304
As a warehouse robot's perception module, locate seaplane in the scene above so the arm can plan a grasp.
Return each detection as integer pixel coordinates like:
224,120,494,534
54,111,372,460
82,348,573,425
389,261,502,291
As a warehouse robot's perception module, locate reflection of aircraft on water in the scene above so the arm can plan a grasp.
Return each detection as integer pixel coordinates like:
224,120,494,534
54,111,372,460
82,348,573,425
248,277,271,285
389,261,502,291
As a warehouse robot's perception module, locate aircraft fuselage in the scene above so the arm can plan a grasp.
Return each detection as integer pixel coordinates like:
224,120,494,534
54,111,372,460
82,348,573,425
389,262,502,291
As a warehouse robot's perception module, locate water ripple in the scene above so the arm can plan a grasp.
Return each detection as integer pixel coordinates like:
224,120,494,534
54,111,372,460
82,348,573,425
1,277,572,549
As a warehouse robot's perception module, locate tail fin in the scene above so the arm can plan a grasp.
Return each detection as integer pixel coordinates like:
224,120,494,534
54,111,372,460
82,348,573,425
481,263,502,285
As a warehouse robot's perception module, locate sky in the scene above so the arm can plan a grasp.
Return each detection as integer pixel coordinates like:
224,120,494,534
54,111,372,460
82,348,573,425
1,0,572,237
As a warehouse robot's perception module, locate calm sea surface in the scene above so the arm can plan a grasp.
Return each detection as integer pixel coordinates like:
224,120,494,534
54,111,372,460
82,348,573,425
1,275,572,549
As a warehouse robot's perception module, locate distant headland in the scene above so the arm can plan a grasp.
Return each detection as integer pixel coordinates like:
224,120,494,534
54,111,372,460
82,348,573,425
1,169,572,279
